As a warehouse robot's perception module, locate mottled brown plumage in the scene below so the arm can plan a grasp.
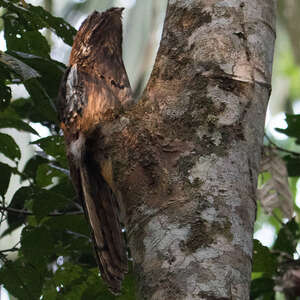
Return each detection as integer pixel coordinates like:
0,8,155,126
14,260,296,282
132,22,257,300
57,8,131,294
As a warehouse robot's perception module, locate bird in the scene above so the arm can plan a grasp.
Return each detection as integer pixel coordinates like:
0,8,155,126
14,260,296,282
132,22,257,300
57,7,132,294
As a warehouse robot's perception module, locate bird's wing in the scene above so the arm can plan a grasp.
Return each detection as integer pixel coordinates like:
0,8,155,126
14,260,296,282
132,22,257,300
57,64,128,294
58,64,126,134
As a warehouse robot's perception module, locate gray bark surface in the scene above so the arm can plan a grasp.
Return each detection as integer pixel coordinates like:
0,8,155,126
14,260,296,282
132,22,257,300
100,0,276,299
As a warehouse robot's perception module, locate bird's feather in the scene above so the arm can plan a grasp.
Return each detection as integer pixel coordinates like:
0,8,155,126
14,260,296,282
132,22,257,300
57,7,131,294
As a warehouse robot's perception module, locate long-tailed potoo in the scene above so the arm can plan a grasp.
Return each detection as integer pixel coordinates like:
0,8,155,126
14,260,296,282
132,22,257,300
57,8,132,294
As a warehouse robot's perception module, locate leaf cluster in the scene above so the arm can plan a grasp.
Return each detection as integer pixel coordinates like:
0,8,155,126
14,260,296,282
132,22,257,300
0,2,135,299
251,219,300,299
252,115,300,299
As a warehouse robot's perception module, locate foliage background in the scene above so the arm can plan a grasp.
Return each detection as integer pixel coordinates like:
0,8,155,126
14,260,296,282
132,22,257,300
0,1,299,299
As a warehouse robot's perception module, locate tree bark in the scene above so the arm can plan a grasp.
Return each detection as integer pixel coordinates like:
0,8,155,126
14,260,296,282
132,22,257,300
100,0,276,299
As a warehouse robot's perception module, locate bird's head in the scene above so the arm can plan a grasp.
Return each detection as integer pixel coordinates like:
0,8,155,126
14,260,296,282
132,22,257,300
70,8,124,65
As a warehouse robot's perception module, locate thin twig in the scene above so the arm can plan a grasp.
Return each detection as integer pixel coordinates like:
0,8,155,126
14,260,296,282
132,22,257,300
0,247,20,254
0,206,83,216
49,163,70,176
271,250,294,260
66,230,91,241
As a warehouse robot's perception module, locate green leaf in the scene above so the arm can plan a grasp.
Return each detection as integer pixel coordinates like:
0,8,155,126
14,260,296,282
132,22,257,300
0,162,12,196
0,51,41,80
55,263,85,286
252,239,277,275
43,215,91,267
80,269,116,300
0,55,58,124
29,4,76,46
21,225,55,267
0,62,12,110
0,1,76,46
273,219,300,256
5,186,33,235
49,176,75,200
81,266,136,300
22,155,49,181
43,263,134,300
0,258,45,300
10,97,33,118
24,78,57,123
0,82,11,111
0,132,21,160
32,135,67,168
0,116,38,134
32,189,69,219
41,234,130,297
44,263,87,300
43,215,89,245
9,50,66,99
283,155,300,177
3,13,50,58
276,114,300,143
250,277,275,299
36,163,67,187
40,215,92,265
10,97,46,123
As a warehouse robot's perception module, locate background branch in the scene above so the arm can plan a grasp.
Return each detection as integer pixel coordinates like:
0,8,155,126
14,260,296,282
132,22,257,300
0,206,83,217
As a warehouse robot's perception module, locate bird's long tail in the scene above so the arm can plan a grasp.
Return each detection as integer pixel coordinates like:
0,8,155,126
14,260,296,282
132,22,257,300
78,142,128,294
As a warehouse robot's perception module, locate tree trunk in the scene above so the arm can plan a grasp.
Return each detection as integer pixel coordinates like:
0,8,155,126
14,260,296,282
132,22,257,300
101,0,276,299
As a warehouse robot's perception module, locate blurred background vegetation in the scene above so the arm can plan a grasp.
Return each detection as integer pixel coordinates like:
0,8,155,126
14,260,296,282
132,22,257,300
0,0,299,299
